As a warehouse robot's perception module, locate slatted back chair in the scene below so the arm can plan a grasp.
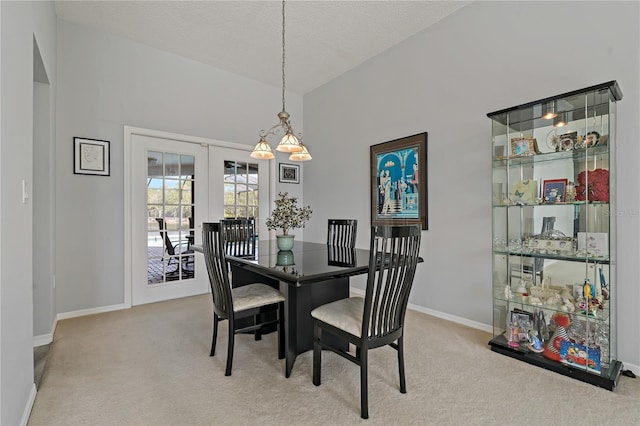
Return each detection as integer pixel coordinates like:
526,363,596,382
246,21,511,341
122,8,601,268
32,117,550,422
327,219,358,247
155,217,193,276
202,222,285,376
220,218,256,259
312,224,421,419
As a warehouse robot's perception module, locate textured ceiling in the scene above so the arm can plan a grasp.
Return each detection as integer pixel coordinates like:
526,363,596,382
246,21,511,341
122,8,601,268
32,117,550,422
54,1,470,95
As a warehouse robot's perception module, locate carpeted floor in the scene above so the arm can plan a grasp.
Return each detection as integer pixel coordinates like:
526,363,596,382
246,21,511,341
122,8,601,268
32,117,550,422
28,294,640,425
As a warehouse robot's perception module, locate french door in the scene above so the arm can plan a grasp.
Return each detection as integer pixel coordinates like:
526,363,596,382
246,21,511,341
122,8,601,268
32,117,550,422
127,128,271,306
131,133,209,305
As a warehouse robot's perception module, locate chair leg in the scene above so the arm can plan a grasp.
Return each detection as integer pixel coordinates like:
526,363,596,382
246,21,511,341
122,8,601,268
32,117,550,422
397,336,406,393
210,314,219,356
277,302,285,360
225,320,235,376
312,323,321,386
360,348,369,419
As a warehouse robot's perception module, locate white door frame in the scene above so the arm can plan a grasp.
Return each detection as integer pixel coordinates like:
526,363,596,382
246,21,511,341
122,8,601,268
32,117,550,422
124,126,276,308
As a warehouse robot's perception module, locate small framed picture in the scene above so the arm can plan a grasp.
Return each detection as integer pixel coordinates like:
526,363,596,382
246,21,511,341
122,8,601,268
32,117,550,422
73,137,110,176
279,163,300,184
510,137,538,157
558,131,577,151
543,178,568,202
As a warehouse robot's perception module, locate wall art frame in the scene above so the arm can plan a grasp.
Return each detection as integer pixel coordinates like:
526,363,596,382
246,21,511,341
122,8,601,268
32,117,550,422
370,132,428,230
543,178,568,202
73,137,110,176
510,137,539,157
279,163,300,184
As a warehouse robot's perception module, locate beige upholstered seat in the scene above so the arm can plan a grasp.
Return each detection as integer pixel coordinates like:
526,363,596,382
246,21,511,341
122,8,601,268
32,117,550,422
232,283,285,312
311,297,364,337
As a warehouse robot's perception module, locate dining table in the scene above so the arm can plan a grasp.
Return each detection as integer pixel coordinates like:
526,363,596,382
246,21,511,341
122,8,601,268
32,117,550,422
226,240,370,378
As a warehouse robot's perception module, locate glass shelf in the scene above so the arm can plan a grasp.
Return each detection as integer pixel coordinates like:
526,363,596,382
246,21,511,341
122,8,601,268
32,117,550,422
493,144,609,166
493,249,610,264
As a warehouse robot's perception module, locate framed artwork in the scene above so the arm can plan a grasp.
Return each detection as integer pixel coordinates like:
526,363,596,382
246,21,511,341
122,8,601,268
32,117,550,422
510,137,538,157
370,132,427,230
557,131,577,151
543,178,568,202
279,163,299,184
73,137,110,176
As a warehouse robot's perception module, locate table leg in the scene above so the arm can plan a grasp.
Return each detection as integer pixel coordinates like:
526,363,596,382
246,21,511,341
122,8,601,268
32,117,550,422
284,277,349,378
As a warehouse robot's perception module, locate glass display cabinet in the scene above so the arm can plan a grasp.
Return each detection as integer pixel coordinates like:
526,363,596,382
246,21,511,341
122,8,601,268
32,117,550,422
488,81,622,390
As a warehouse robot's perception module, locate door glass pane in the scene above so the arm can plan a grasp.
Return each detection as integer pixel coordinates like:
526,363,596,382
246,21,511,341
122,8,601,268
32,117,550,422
223,160,260,238
147,150,195,284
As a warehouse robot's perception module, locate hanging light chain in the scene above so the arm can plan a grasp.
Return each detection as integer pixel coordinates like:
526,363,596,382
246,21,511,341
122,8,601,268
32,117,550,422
281,0,286,113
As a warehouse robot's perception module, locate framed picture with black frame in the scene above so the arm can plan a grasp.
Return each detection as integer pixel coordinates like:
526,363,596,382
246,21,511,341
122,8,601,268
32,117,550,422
73,137,110,176
370,132,428,230
279,163,299,184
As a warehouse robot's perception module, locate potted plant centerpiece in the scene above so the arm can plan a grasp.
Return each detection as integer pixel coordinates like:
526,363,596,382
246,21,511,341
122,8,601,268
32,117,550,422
266,192,312,251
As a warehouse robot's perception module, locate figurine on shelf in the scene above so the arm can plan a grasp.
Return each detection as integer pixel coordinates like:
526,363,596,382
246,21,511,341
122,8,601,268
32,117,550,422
582,278,595,301
504,284,512,300
599,267,609,300
566,181,576,202
584,131,600,148
543,313,571,361
508,321,521,348
527,332,544,353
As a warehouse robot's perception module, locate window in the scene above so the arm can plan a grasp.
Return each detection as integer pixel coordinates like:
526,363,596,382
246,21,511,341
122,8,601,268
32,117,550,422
223,161,259,229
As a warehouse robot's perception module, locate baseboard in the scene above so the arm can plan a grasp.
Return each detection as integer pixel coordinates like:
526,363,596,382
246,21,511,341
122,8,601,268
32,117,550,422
33,317,58,347
622,361,640,376
407,301,494,334
20,383,37,426
56,302,128,321
33,303,127,346
349,286,493,334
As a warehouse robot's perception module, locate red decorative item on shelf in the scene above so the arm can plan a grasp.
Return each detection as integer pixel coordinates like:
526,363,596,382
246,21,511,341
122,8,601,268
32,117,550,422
575,168,609,202
542,313,571,362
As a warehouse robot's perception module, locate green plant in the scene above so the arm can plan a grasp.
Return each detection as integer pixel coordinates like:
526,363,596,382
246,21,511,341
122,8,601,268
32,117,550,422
265,192,312,236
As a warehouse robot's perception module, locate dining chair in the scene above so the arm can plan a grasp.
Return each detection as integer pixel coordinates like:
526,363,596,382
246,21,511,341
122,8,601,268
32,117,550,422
312,224,421,419
327,219,357,247
155,217,194,277
201,222,285,376
220,218,256,259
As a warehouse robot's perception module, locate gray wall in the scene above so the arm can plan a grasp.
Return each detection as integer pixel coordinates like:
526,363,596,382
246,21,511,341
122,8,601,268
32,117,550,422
33,79,55,337
303,1,640,368
55,20,303,314
1,1,57,423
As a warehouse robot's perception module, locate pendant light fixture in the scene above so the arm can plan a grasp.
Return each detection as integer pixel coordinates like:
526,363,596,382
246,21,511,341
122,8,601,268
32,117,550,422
251,0,311,161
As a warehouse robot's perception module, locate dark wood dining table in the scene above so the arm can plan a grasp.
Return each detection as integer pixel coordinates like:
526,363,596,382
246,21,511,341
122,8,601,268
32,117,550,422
226,240,370,378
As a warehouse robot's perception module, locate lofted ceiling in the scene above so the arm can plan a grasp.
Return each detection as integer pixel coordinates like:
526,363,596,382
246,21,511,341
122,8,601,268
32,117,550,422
54,0,471,95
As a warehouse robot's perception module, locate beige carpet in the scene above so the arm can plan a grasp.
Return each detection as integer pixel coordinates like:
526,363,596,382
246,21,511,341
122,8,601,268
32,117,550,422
29,294,640,425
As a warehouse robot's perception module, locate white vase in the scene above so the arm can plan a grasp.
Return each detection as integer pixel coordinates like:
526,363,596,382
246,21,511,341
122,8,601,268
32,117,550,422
276,235,295,251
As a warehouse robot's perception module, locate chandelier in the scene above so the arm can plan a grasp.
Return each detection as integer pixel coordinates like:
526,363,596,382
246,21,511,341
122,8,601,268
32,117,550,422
250,0,311,161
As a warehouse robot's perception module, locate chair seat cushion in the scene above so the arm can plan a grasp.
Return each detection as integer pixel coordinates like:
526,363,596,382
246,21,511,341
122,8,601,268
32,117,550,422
231,283,285,312
311,297,364,337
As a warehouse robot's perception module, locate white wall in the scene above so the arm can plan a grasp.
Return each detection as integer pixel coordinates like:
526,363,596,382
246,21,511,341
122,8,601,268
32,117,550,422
55,20,304,313
303,1,640,368
0,1,57,423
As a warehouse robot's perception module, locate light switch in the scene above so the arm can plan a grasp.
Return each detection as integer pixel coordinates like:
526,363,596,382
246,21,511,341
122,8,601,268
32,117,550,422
22,180,29,204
